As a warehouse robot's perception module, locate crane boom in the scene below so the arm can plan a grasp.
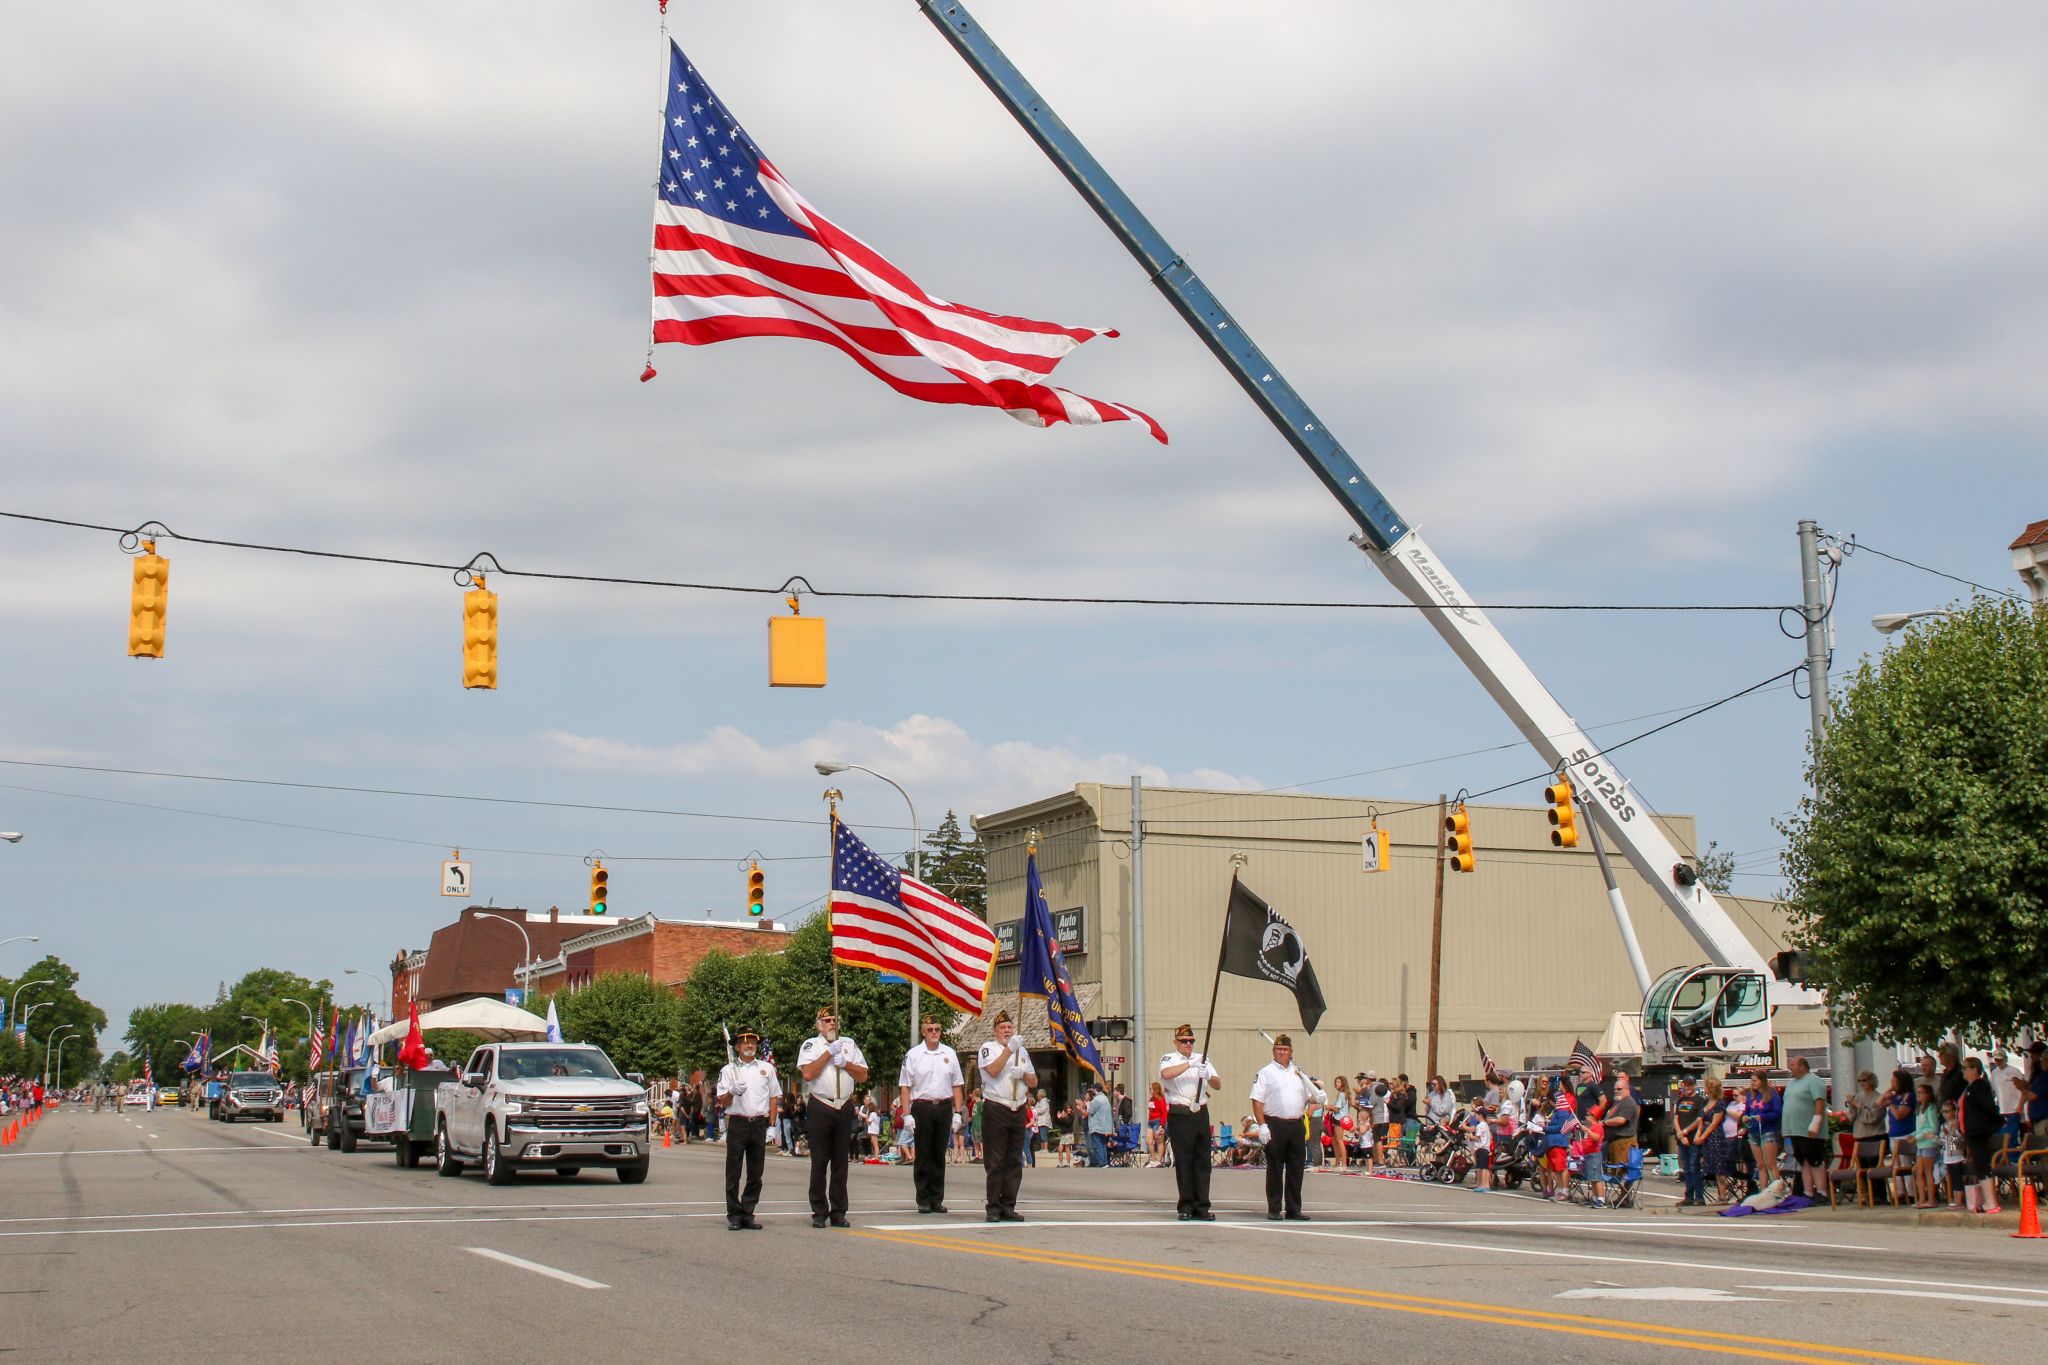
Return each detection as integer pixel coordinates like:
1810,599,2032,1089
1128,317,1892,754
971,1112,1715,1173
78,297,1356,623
916,0,1792,988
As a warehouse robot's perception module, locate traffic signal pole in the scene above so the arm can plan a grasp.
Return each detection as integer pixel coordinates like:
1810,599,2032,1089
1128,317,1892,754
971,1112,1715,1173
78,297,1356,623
1427,795,1445,1081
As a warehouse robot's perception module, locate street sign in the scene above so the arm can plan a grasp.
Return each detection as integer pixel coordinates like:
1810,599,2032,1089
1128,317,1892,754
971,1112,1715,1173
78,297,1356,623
504,988,524,1007
1106,1056,1122,1071
441,860,472,897
1361,826,1389,873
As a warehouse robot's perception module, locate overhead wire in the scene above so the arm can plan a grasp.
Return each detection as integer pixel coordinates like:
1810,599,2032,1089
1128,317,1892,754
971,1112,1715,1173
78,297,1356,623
1851,540,2022,601
0,509,1792,613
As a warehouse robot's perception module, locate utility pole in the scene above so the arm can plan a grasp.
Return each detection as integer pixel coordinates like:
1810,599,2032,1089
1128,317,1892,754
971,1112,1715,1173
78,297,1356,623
1798,519,1856,1090
1129,775,1147,1073
1427,794,1446,1080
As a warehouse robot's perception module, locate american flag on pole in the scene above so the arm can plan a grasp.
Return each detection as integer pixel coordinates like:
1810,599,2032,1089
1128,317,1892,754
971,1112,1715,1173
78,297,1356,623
647,41,1163,442
830,820,997,1014
1477,1038,1498,1078
1568,1038,1601,1079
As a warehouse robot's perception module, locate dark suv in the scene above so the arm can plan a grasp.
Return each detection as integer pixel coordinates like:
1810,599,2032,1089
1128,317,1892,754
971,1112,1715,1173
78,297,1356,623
309,1069,382,1151
216,1071,286,1123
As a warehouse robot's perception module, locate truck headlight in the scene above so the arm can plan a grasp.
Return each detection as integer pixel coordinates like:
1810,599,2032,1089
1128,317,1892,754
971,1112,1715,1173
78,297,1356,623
501,1101,523,1116
634,1101,649,1117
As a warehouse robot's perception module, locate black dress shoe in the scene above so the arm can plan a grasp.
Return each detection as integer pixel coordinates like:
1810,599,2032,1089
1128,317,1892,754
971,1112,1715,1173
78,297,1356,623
727,1219,743,1231
1267,1212,1283,1221
741,1217,764,1230
1177,1212,1193,1221
1286,1212,1312,1221
1194,1212,1215,1221
1000,1211,1026,1222
812,1214,829,1228
830,1216,851,1228
928,1203,949,1215
986,1211,1002,1222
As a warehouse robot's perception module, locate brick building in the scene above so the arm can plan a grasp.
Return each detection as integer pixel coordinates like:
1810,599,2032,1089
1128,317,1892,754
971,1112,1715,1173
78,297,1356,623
392,906,621,1012
518,913,788,995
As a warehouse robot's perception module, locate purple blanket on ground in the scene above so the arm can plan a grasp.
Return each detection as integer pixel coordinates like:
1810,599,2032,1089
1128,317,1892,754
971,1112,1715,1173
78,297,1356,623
1718,1194,1818,1217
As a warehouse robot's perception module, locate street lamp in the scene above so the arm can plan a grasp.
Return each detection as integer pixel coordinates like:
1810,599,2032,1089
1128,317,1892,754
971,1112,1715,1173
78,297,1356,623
54,1031,81,1091
1,935,40,955
280,996,320,1045
9,976,52,1023
815,759,923,1044
342,968,392,1020
474,912,533,998
0,833,22,843
1872,609,1952,636
43,1025,75,1089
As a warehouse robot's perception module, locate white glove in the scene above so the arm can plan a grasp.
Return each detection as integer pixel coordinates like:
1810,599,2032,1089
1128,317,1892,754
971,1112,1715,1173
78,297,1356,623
827,1040,844,1062
1257,1124,1271,1144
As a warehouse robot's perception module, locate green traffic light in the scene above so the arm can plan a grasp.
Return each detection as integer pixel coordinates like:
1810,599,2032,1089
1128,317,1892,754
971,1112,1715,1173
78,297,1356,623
593,901,607,914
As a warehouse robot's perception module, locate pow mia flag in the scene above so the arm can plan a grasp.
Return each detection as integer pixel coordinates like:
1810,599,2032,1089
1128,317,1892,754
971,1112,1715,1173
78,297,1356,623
1217,877,1327,1034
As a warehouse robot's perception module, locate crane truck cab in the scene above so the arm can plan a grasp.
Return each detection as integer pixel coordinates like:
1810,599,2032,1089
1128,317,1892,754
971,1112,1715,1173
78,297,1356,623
1641,966,1772,1063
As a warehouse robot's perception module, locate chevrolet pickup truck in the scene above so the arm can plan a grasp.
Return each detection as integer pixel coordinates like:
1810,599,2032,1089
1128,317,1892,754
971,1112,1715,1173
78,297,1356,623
433,1042,650,1185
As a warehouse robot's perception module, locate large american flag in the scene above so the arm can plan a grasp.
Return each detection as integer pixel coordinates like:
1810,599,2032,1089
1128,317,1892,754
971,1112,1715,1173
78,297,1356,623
647,41,1164,442
830,820,997,1014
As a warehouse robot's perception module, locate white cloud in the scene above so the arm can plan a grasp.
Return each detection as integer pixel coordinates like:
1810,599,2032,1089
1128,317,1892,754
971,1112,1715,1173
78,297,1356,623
538,713,1261,823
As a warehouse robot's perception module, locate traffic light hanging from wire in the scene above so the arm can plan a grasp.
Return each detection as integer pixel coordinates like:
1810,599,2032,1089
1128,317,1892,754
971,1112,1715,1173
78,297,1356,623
1545,776,1579,848
746,861,765,917
588,861,609,915
462,576,498,690
1444,803,1475,872
128,539,169,658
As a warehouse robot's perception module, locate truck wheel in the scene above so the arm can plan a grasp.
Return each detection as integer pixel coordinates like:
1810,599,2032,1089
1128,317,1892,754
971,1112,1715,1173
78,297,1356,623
434,1123,463,1178
483,1125,516,1186
394,1136,414,1168
339,1122,358,1154
615,1159,650,1185
326,1120,341,1151
308,1123,322,1147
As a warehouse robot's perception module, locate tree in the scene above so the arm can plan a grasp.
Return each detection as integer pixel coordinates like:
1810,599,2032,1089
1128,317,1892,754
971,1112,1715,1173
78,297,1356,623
671,949,784,1076
915,811,986,916
2,956,108,1085
206,968,335,1081
1697,841,1738,895
126,1003,210,1084
761,915,954,1086
1779,597,2048,1043
529,974,684,1080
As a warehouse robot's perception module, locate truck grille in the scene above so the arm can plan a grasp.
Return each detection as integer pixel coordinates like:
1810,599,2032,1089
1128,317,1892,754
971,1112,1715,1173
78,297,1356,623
235,1091,281,1105
521,1097,641,1131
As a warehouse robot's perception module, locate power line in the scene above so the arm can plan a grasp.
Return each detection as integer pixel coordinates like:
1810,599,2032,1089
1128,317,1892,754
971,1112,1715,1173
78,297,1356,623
1851,541,2021,601
0,510,1791,614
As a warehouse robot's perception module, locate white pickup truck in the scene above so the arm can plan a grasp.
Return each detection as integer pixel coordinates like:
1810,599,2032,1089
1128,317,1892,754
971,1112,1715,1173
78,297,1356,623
432,1042,651,1185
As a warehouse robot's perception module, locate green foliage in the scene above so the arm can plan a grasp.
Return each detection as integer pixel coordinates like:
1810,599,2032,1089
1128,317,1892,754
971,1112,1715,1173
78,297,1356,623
125,1003,210,1085
761,915,952,1084
1696,841,1738,895
671,950,783,1077
527,973,685,1080
916,811,986,917
2,956,107,1086
1780,597,2048,1043
203,968,337,1081
423,1030,487,1070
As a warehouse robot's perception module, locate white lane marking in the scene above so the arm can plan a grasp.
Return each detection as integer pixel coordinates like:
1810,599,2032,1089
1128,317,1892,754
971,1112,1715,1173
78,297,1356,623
235,1127,310,1146
1218,1222,2048,1300
1558,1287,1773,1302
869,1216,1884,1252
464,1247,608,1290
1742,1285,2048,1308
0,1198,808,1226
0,1147,298,1159
146,1134,160,1140
0,1209,815,1239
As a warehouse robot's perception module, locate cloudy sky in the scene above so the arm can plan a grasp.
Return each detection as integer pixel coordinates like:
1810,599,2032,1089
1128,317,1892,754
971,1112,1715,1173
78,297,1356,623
2,2,2041,1043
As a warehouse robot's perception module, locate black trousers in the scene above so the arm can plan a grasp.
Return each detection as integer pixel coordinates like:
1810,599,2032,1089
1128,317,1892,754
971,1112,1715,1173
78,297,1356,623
982,1100,1028,1216
1264,1115,1307,1216
806,1100,857,1217
724,1114,769,1220
1167,1106,1214,1216
911,1099,953,1209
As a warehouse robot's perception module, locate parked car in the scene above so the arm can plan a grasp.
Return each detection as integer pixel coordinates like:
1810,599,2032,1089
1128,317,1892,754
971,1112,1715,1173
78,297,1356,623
434,1043,650,1185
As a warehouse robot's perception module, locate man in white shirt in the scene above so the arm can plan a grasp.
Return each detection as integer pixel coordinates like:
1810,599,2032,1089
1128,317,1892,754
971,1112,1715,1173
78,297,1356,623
1250,1033,1325,1221
1159,1023,1220,1221
898,1014,965,1215
715,1028,780,1231
1988,1049,2027,1146
976,1010,1037,1222
797,1005,869,1228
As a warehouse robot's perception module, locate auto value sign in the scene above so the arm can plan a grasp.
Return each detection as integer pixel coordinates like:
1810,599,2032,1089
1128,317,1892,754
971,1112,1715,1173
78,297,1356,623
993,906,1086,965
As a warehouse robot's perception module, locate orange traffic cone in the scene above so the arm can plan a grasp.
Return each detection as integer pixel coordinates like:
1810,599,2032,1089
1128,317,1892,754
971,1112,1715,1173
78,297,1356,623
664,1127,673,1149
2013,1184,2043,1239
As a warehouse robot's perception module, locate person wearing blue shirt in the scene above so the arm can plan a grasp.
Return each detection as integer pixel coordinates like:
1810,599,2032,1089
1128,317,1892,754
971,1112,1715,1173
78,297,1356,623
1085,1086,1114,1168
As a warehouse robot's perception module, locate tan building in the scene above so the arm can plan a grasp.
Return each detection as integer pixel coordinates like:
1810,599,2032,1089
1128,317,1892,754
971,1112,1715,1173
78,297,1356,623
970,784,1823,1102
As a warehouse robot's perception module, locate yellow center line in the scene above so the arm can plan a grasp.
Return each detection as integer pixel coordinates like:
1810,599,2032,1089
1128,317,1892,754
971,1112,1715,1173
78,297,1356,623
849,1229,1984,1365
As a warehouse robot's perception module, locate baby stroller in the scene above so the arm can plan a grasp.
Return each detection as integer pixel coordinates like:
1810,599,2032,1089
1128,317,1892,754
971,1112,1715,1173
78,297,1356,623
1417,1112,1475,1185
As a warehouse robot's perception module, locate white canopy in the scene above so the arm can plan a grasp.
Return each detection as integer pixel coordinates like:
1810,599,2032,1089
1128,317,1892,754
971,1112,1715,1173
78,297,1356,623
366,997,548,1046
1595,1010,1645,1057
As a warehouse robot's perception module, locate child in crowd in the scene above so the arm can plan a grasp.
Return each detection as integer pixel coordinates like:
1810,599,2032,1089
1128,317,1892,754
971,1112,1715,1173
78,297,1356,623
1939,1101,1966,1208
1466,1108,1494,1190
1912,1081,1940,1208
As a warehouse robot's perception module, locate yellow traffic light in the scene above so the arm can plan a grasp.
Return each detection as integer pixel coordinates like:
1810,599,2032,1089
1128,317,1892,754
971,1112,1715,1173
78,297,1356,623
128,540,169,658
746,861,765,916
1546,777,1578,849
462,577,498,690
768,594,826,688
589,862,609,914
1444,803,1475,873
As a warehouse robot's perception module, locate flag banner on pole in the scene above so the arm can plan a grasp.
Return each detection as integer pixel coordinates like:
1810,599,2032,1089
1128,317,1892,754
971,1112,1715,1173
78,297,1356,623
1018,846,1104,1081
1217,876,1327,1033
648,41,1164,443
181,1040,201,1073
830,820,997,1014
544,1000,563,1045
143,1051,154,1085
308,1017,325,1072
1478,1039,1498,1077
397,1002,430,1071
1568,1039,1600,1078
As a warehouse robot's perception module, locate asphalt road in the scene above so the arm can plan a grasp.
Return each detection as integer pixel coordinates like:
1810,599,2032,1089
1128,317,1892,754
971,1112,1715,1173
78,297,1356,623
3,1104,2042,1363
